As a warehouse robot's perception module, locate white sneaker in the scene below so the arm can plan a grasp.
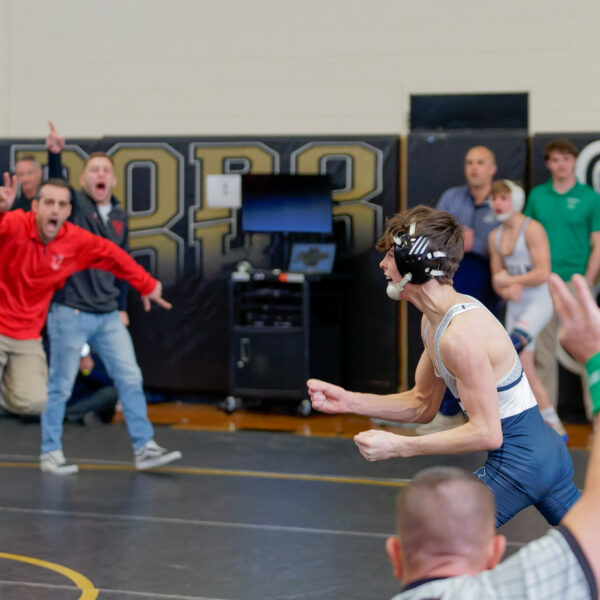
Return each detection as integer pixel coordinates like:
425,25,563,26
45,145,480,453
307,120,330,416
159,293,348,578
40,449,79,475
134,440,182,470
415,412,467,435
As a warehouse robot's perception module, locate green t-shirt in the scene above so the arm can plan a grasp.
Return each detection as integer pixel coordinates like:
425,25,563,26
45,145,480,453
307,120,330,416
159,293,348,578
524,179,600,280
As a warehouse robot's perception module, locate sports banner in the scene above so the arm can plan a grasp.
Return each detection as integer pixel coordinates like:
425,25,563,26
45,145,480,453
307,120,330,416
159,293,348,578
0,136,400,395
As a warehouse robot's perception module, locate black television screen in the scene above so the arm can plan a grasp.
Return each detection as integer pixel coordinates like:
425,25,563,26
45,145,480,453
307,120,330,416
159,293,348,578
241,174,333,234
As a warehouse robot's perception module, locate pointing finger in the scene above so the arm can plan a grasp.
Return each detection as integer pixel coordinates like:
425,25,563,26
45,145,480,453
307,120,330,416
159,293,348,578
153,297,172,310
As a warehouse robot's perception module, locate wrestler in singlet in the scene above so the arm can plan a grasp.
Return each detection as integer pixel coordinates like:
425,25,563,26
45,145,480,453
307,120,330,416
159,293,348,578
494,217,553,350
424,298,580,527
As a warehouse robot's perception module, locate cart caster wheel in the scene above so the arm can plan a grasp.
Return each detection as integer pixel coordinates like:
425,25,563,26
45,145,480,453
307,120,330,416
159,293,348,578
297,399,312,417
222,395,242,414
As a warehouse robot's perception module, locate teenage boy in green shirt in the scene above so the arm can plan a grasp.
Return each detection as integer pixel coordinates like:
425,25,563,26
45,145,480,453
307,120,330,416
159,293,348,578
525,138,600,420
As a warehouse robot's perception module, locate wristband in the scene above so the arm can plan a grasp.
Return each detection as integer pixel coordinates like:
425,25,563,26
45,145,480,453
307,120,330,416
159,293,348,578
585,352,600,415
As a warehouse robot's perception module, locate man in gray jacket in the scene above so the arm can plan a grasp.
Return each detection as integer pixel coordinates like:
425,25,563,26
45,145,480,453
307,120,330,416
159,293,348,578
40,136,181,475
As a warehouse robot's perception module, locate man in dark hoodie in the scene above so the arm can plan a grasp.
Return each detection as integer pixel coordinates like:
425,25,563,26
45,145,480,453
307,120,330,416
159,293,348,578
40,137,181,475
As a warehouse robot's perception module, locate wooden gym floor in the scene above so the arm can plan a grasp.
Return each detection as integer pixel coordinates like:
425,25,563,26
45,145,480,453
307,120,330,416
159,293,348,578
142,402,594,449
0,404,591,599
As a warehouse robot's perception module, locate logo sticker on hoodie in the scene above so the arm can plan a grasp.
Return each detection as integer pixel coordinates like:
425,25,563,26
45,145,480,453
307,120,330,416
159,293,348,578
111,220,124,236
50,254,64,271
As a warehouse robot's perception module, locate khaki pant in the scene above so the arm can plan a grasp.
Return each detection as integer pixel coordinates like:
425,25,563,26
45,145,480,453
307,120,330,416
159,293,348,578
0,333,48,415
535,281,593,421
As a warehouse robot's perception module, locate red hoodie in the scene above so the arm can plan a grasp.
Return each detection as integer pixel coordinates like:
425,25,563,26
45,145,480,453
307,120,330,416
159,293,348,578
0,210,157,340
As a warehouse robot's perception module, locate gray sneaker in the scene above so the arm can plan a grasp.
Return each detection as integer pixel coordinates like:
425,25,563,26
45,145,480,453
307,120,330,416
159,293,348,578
134,440,182,470
40,449,79,475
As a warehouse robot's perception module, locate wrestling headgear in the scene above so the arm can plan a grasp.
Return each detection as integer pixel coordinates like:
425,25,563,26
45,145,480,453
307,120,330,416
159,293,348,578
386,221,447,300
495,180,525,223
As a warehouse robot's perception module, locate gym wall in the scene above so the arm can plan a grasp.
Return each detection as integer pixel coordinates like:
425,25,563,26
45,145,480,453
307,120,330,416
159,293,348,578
1,1,600,138
0,136,400,395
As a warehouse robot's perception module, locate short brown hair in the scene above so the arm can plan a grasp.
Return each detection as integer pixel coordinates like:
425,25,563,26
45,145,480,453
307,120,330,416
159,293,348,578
39,178,71,193
491,180,511,195
84,152,114,168
544,139,578,161
376,205,463,284
491,179,523,196
15,155,40,167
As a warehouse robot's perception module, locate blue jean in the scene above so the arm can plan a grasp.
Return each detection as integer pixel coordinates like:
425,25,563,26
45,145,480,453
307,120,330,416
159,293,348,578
41,303,154,453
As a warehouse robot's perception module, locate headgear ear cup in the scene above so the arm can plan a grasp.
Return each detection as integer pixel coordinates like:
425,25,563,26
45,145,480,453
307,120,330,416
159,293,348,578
386,221,446,300
502,180,525,214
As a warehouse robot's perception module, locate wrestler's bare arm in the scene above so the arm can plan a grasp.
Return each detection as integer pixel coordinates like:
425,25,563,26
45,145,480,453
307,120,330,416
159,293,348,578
353,317,503,461
309,316,445,422
308,349,445,422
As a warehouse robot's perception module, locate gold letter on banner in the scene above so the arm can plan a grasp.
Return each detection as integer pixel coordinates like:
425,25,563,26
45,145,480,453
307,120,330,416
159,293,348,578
291,142,384,253
188,142,279,276
11,145,87,186
108,143,185,286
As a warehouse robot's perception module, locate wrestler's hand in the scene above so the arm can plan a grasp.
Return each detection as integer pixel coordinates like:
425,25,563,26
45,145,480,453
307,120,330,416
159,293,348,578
142,281,172,311
307,378,349,414
354,429,407,461
508,283,523,302
492,269,511,288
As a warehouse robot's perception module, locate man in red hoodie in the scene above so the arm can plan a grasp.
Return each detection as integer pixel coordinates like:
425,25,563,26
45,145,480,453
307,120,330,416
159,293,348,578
0,175,171,469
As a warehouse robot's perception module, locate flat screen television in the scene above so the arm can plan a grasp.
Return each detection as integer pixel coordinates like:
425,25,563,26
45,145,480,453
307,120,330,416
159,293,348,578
241,174,333,234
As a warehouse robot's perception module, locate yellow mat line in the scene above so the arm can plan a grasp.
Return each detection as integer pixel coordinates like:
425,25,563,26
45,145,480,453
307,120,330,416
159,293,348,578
0,552,98,599
0,461,409,487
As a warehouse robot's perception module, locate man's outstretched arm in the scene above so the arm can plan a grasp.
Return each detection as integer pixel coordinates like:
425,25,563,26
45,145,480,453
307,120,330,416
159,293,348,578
550,273,600,587
74,227,171,311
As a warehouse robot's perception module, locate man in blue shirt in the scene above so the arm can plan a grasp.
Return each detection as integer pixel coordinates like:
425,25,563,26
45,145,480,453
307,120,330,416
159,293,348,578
437,145,500,307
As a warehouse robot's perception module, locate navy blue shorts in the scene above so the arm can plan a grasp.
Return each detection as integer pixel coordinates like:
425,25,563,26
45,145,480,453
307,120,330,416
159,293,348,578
474,407,580,527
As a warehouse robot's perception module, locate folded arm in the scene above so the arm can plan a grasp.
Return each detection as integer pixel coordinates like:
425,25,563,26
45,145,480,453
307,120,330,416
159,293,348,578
509,220,551,287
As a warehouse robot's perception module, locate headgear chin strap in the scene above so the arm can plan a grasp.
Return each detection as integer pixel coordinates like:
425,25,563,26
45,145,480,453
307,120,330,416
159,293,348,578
386,221,446,300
